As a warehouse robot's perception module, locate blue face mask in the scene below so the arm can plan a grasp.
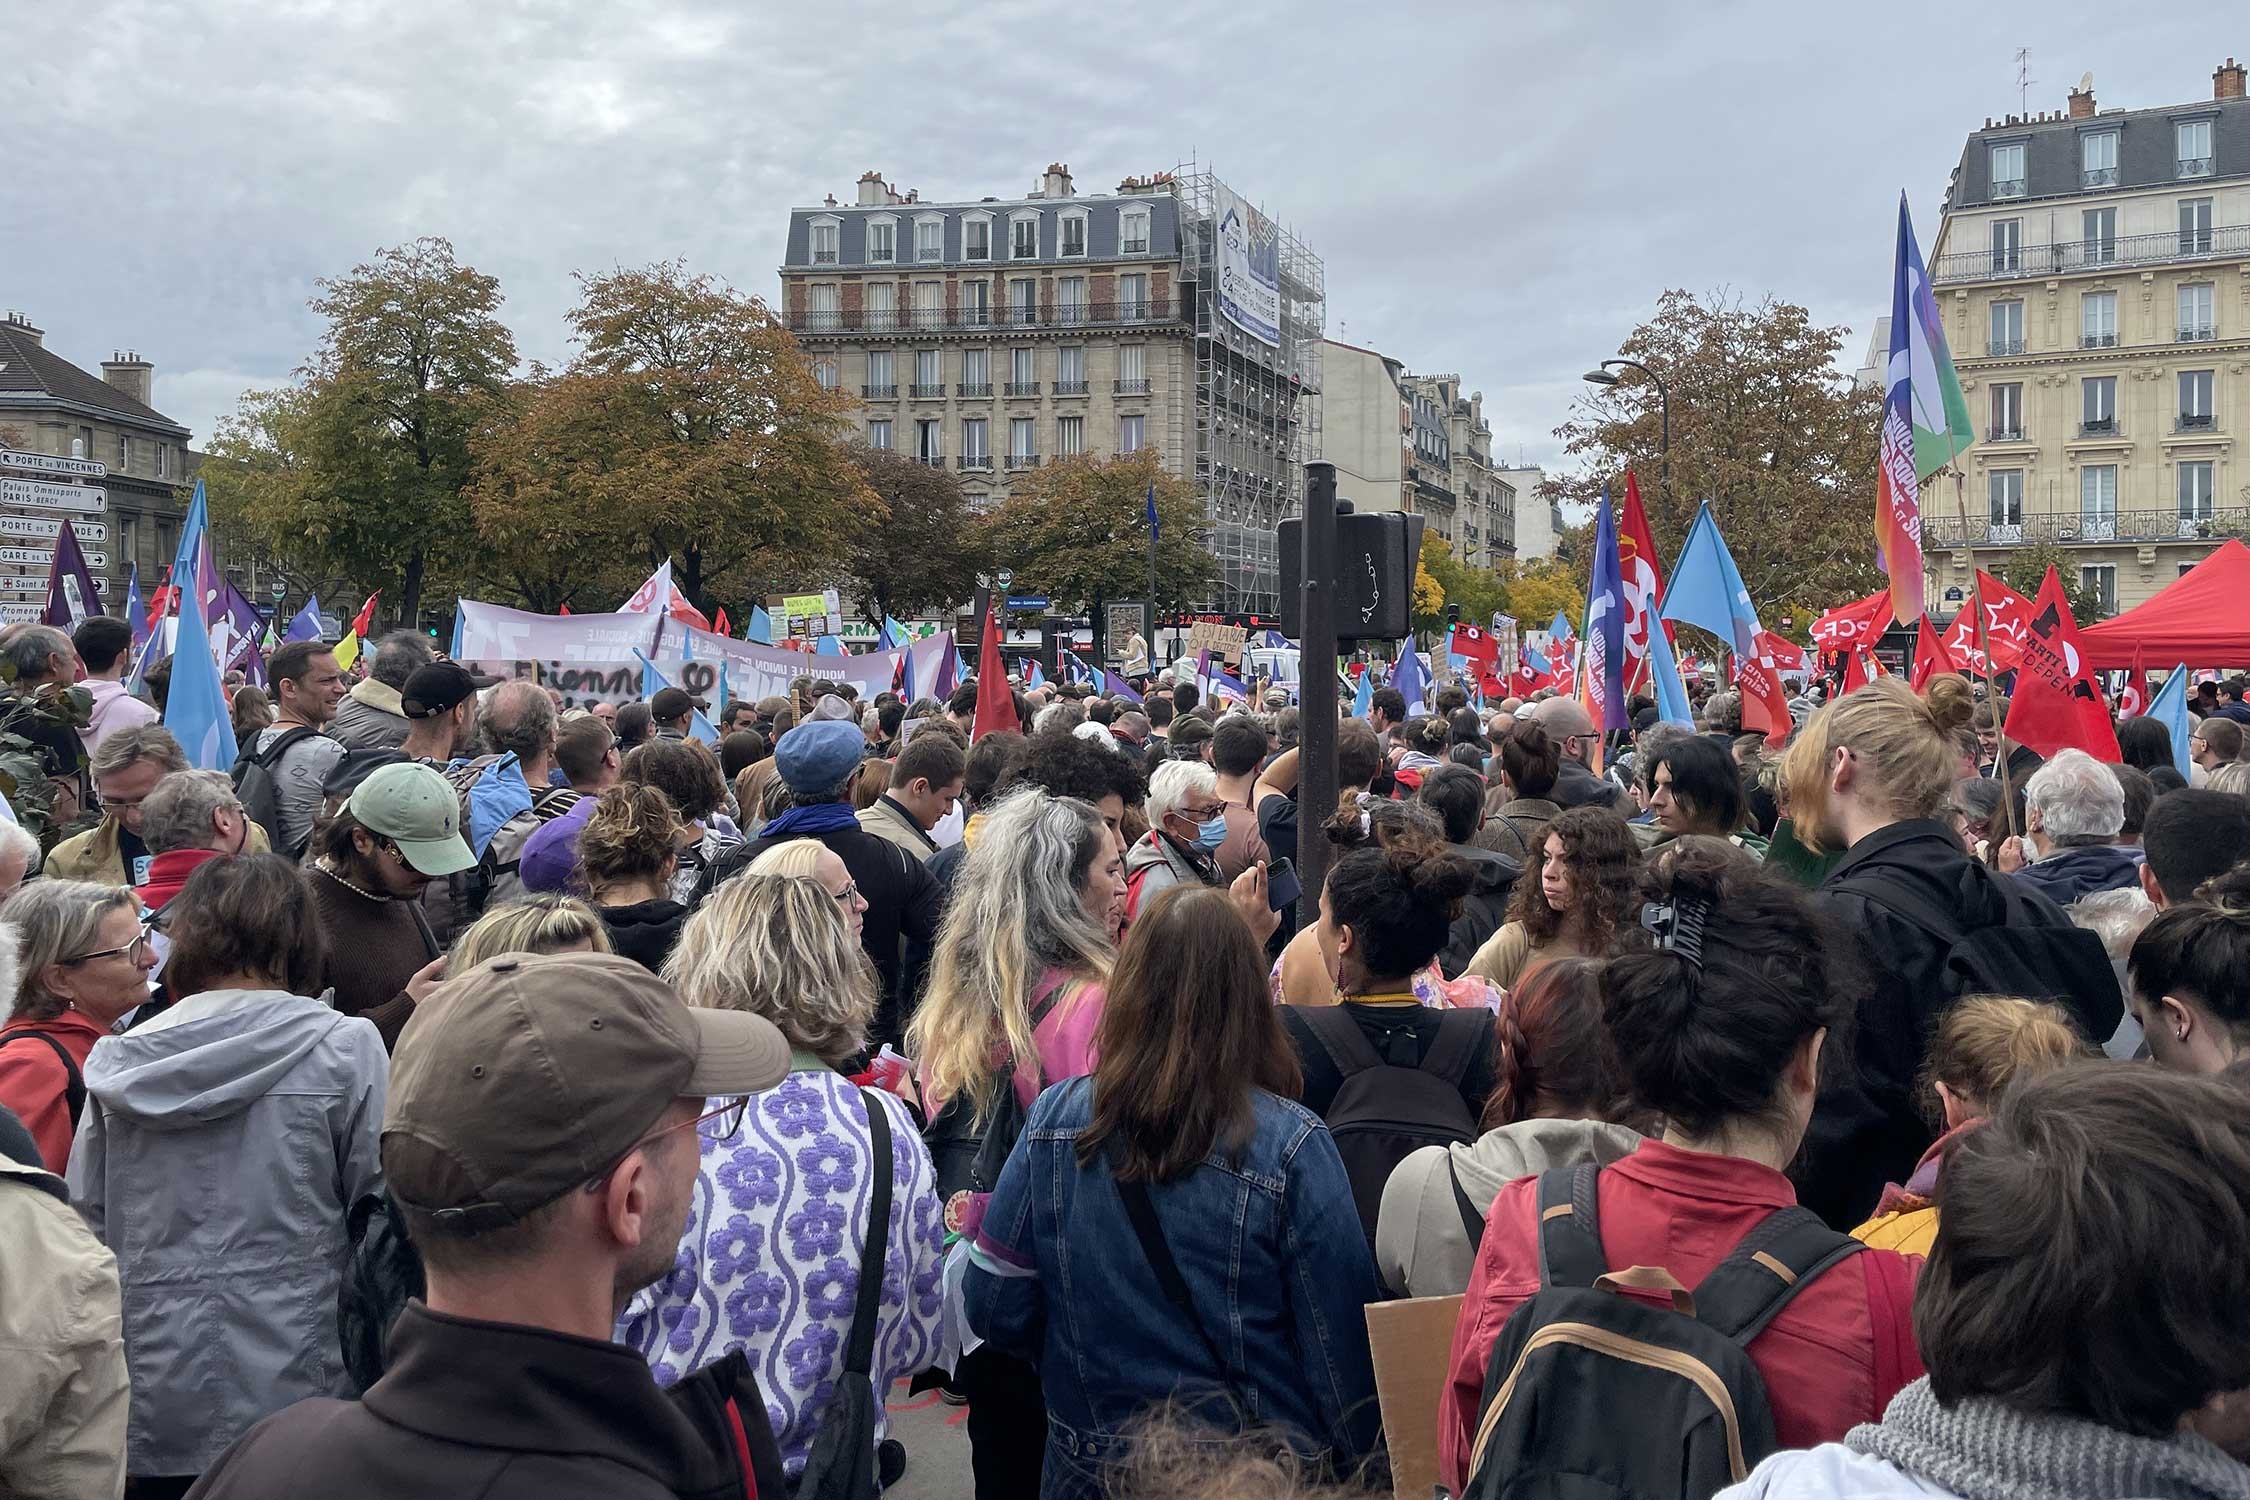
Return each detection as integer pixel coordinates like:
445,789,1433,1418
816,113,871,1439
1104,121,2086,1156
1197,810,1229,850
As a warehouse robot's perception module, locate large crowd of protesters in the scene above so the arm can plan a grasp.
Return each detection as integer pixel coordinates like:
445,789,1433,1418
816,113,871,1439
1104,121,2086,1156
3,612,2250,1500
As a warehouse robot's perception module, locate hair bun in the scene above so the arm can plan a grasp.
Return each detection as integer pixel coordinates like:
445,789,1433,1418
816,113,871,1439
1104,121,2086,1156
1922,672,1975,735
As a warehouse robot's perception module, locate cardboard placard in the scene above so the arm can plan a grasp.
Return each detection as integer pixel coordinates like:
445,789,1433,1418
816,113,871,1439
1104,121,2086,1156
1365,1294,1464,1500
1184,620,1248,665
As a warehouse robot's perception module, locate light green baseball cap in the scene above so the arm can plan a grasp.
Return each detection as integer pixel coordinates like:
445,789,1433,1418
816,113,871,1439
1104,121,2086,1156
350,762,477,877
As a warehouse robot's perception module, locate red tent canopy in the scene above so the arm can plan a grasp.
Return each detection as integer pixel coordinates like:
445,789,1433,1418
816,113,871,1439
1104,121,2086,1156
2079,537,2250,669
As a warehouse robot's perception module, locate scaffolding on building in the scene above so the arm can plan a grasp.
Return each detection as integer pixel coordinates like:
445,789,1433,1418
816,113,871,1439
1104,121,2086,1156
1167,161,1324,616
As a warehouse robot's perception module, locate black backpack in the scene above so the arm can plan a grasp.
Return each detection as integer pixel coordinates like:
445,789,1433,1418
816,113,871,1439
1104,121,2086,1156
1462,1164,1864,1500
230,724,320,856
923,982,1075,1200
339,1191,425,1394
1286,1004,1490,1243
1859,876,2124,1045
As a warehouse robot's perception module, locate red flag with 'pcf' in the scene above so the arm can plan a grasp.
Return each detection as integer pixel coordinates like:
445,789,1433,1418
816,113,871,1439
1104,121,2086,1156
2003,567,2121,761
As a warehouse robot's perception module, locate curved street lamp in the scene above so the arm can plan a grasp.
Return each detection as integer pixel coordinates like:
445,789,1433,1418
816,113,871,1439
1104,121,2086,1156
1583,358,1670,505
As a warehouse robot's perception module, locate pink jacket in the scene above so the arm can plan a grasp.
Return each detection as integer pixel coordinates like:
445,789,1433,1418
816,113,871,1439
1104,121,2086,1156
80,679,157,754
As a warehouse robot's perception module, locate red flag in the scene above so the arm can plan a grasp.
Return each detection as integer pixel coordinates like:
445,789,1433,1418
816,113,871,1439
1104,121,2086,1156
347,591,381,638
1478,666,1508,698
714,607,733,639
1839,648,1875,696
1726,645,1793,746
1808,590,1891,657
1756,631,1810,680
1616,471,1669,679
970,596,1014,741
1910,614,1960,691
2003,566,2122,761
2115,645,2148,719
1942,570,2035,675
558,602,573,616
1447,622,1499,667
146,564,176,625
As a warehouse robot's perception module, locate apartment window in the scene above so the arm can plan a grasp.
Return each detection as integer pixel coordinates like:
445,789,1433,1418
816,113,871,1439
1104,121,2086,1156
1120,413,1145,453
2080,564,2117,616
1056,346,1086,394
1989,141,2026,197
961,347,990,396
1988,470,2024,528
2177,118,2214,178
810,220,838,263
75,425,93,458
1007,278,1037,324
1120,206,1150,255
1059,212,1087,258
2080,290,2117,348
912,281,941,329
813,358,839,392
867,218,896,264
1988,218,2031,274
865,282,896,332
865,349,894,396
1011,214,1038,259
1057,276,1086,325
2181,197,2215,255
2180,369,2215,429
2082,207,2116,265
912,218,941,264
913,348,940,396
1118,343,1148,395
2080,464,2118,526
2082,374,2117,433
2178,459,2218,523
1008,416,1035,459
914,418,942,462
868,418,892,451
2080,129,2119,188
2179,283,2216,342
1010,347,1037,394
962,418,989,465
1118,272,1150,319
807,284,839,330
963,217,991,262
1988,298,2025,355
154,442,169,480
1989,382,2023,440
961,279,991,327
1057,415,1085,457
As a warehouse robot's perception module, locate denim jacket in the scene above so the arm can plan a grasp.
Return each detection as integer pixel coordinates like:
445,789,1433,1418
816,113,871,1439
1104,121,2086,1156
965,1077,1383,1498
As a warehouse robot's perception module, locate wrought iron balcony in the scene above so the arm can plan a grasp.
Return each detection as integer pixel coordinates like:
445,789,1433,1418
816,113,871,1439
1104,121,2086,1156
957,454,993,470
2179,156,2215,179
1987,424,2027,442
1004,453,1041,470
2080,166,2119,188
2080,332,2118,349
1924,507,2250,548
2178,413,2218,432
1992,178,2027,200
2179,325,2218,343
1054,380,1089,396
1004,381,1040,397
1936,223,2250,284
910,453,945,467
909,383,944,399
785,299,1183,337
1115,378,1150,395
2078,417,2119,438
958,383,993,398
812,248,837,264
1987,338,2026,356
862,383,896,399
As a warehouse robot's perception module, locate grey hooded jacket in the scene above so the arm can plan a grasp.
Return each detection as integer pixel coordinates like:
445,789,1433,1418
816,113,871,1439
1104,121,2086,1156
66,990,386,1479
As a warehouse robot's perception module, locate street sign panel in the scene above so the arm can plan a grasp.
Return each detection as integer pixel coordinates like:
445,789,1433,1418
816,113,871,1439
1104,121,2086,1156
0,516,106,542
0,547,107,568
0,448,106,480
1005,595,1050,611
0,477,105,512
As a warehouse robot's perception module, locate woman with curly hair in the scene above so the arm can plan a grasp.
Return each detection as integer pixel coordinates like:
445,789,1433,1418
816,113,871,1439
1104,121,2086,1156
620,873,945,1489
1374,957,1644,1297
578,783,694,971
1466,804,1641,992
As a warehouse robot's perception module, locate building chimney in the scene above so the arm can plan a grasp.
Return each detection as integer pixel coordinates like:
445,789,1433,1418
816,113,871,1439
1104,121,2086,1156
102,350,154,408
2067,81,2095,118
0,311,41,347
1042,162,1074,199
2218,58,2247,100
857,170,885,206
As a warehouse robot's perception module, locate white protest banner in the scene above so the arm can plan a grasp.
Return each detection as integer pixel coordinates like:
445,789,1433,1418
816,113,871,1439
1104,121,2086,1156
454,599,665,665
655,619,902,702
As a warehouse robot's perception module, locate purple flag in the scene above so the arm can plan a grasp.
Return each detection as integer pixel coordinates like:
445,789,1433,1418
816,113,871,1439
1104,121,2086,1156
209,579,265,684
41,521,103,628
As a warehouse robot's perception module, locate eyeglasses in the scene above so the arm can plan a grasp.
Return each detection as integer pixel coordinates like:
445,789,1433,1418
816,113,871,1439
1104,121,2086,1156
1181,802,1229,822
624,1097,749,1158
830,880,862,907
63,927,156,966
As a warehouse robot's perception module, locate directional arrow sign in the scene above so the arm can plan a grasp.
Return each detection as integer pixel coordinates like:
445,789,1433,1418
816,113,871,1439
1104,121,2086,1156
0,477,105,512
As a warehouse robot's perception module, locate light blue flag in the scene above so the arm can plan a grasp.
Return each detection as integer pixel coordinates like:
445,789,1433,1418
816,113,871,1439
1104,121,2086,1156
1647,613,1696,729
282,595,324,643
1352,665,1373,720
1657,501,1762,656
633,651,721,746
162,553,238,772
813,633,845,657
713,662,730,729
172,479,210,584
881,616,910,650
2149,665,2195,776
1390,642,1429,716
449,607,464,660
746,605,773,645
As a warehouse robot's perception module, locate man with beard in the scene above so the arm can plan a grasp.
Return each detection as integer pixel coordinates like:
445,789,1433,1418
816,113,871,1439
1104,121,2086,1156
183,953,793,1500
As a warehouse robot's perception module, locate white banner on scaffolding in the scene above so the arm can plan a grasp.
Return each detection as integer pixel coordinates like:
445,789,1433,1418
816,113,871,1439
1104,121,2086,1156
1214,184,1281,347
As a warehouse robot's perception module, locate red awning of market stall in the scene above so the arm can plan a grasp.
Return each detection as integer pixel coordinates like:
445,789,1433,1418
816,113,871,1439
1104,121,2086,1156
2078,538,2250,669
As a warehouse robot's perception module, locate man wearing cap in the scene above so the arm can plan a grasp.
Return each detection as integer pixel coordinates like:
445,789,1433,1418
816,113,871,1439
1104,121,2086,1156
1528,696,1625,811
398,662,479,763
184,954,794,1500
649,685,701,739
700,719,944,1048
306,763,476,1050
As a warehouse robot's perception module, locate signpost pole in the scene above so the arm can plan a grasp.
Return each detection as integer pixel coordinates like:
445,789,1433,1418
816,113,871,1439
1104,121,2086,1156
1297,462,1341,933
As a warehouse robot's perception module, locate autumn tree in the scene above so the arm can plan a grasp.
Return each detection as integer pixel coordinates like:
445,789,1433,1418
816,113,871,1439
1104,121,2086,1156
1547,289,1883,622
1410,530,1509,640
978,451,1213,616
469,262,880,617
841,447,988,623
1496,557,1584,635
201,238,516,626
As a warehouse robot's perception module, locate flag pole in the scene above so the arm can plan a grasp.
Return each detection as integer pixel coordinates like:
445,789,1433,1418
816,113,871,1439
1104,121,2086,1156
1949,465,2016,852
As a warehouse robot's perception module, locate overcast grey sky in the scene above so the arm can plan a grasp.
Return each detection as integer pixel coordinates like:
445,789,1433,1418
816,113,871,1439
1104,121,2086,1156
4,2,2229,475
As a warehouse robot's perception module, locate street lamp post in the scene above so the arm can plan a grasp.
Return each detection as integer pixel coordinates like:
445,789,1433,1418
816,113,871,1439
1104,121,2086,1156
1582,358,1670,505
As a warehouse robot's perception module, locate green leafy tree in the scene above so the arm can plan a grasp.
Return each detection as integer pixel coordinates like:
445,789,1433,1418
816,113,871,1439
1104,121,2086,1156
1412,531,1510,640
1999,539,2108,625
842,447,989,623
978,452,1213,616
1547,289,1883,619
1496,557,1584,635
201,238,516,626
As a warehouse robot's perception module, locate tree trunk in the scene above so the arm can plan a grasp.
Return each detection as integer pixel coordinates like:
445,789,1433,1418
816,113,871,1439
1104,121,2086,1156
399,549,426,633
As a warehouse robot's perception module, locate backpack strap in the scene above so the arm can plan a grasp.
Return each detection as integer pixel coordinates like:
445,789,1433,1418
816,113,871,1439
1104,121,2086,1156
1418,1008,1493,1089
1114,1157,1253,1410
1296,1003,1386,1078
1690,1206,1867,1346
844,1090,895,1377
243,724,319,770
0,1031,84,1129
1448,1157,1487,1255
1533,1163,1607,1289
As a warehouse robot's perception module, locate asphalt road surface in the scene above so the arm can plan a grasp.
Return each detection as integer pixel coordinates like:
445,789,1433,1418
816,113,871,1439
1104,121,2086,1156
885,1377,974,1499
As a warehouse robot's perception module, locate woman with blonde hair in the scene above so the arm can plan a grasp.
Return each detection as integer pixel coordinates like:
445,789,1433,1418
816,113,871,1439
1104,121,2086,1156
745,840,870,940
1782,673,2121,1227
623,874,943,1487
1851,996,2092,1256
577,783,693,971
446,893,612,971
905,785,1123,1498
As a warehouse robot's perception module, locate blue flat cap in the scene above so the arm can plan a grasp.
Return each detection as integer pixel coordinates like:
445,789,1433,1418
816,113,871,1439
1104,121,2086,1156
774,719,867,792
